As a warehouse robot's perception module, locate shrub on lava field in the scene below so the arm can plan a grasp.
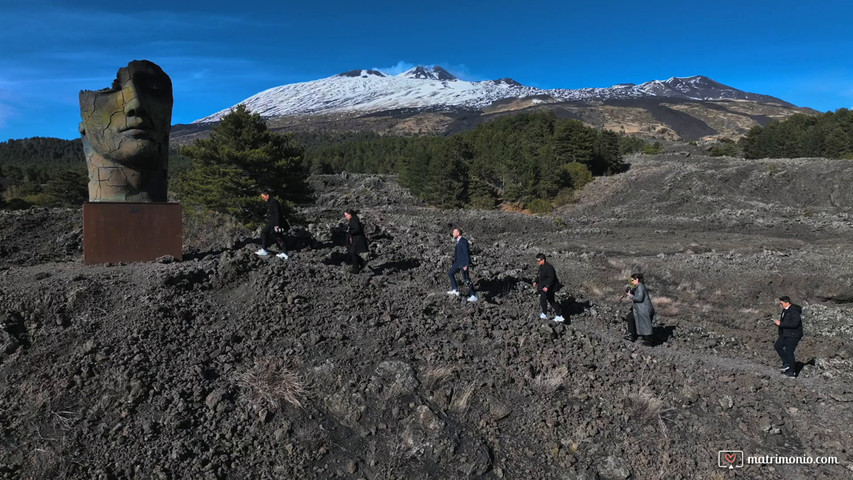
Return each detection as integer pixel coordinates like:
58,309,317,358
239,357,306,412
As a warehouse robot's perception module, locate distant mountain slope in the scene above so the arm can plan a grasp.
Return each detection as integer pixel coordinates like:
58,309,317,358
172,66,813,144
194,66,795,124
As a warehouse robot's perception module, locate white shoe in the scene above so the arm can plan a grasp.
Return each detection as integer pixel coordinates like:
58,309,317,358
539,313,547,320
255,249,269,256
467,295,478,302
553,315,565,323
276,252,289,259
447,290,460,296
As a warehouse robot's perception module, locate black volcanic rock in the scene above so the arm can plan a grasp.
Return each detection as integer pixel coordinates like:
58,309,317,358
2,163,853,478
403,65,457,81
491,78,523,87
430,66,457,81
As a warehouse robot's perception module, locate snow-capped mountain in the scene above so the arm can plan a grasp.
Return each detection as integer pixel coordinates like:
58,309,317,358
194,66,792,123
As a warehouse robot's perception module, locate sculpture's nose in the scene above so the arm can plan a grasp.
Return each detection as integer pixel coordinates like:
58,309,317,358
123,79,146,119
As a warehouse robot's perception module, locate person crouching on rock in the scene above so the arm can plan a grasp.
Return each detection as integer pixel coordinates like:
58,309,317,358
775,295,803,378
533,254,564,322
256,189,289,259
624,273,654,343
344,208,369,273
447,228,478,302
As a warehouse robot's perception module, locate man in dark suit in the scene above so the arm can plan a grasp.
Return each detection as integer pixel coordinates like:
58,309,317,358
775,295,803,377
447,228,478,302
256,189,289,259
534,253,564,322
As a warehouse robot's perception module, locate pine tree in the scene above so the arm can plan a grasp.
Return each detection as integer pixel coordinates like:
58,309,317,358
43,168,88,207
177,105,309,225
424,145,468,208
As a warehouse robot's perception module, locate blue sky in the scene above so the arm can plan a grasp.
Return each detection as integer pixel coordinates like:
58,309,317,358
1,0,851,140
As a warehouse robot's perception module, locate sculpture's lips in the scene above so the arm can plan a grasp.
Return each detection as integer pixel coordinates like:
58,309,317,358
121,128,154,139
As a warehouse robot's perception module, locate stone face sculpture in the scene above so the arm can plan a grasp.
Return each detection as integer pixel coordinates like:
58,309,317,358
79,60,173,202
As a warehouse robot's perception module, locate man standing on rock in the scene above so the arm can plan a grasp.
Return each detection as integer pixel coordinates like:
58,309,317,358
447,228,478,302
533,254,564,322
256,189,289,259
775,295,803,378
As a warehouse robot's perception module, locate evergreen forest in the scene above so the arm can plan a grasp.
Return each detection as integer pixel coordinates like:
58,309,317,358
0,110,653,213
738,108,853,159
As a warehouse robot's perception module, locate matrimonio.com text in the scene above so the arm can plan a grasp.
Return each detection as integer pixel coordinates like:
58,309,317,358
718,450,840,469
747,454,839,465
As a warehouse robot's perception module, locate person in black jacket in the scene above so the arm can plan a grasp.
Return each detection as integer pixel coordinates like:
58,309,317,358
533,253,564,322
447,228,478,302
344,208,369,273
256,190,289,259
775,295,803,377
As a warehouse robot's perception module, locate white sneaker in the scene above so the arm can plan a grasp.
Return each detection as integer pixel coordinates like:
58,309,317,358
467,295,478,302
553,315,565,323
276,252,289,259
539,312,547,320
447,290,460,296
255,248,269,256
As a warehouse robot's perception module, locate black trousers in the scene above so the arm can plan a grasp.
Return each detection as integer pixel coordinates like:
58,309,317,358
448,265,476,296
350,250,366,272
626,311,637,336
261,225,287,252
539,289,561,316
260,224,275,250
775,336,801,368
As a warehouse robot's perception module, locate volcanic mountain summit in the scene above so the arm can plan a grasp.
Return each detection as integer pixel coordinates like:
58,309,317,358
180,65,811,141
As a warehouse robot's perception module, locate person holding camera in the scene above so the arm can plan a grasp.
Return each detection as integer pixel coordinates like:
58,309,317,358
624,273,654,342
534,253,564,322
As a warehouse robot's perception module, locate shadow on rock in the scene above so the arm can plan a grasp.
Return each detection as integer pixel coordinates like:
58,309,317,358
557,297,592,324
322,251,352,267
476,276,524,299
371,258,420,275
646,325,676,346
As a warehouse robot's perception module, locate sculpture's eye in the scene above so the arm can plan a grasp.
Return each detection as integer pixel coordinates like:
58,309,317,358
134,73,169,95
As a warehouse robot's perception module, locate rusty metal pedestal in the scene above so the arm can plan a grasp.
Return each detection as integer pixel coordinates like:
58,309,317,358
83,202,182,264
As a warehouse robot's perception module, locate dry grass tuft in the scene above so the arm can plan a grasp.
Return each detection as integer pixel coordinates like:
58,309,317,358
239,357,306,412
421,366,454,391
532,365,569,394
629,386,664,421
653,295,680,316
449,382,477,413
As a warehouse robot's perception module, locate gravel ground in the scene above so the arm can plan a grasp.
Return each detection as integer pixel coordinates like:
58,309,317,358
1,155,851,479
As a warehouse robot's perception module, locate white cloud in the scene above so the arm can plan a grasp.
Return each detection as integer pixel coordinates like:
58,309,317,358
370,61,480,81
373,61,416,76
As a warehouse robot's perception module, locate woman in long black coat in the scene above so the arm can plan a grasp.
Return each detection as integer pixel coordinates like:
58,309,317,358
344,208,369,273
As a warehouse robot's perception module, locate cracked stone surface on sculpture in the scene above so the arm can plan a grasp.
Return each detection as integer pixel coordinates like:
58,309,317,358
78,60,173,202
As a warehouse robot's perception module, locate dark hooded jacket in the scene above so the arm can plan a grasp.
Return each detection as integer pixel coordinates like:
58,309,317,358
778,304,803,338
536,262,559,293
347,214,369,254
266,196,283,228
